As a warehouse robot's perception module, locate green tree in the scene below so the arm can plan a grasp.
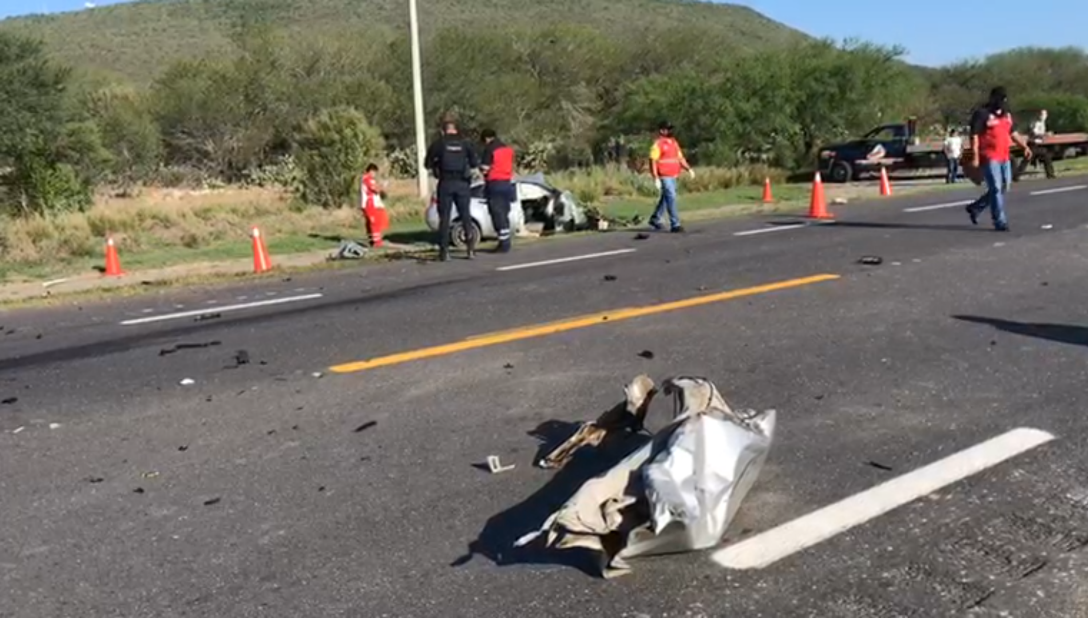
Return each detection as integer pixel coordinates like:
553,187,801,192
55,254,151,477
85,84,163,189
0,32,108,216
292,106,384,209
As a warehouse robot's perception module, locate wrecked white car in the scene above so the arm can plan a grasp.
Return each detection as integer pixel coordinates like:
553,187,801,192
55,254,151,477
517,375,776,578
424,173,588,248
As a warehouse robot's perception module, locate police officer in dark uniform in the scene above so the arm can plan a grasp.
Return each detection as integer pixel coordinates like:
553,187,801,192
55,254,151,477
425,119,479,261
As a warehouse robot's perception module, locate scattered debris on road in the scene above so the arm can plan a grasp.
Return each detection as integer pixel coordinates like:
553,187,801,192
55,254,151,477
178,445,189,451
233,350,251,366
487,455,515,474
866,460,894,471
2,397,18,405
634,232,651,241
49,423,61,430
160,341,222,356
1042,224,1054,230
637,350,655,360
517,375,776,578
312,372,324,379
537,374,655,471
330,240,368,260
133,487,145,494
603,274,618,282
194,313,222,322
858,256,884,265
353,421,378,433
179,378,196,386
203,497,221,506
85,476,105,484
12,426,25,434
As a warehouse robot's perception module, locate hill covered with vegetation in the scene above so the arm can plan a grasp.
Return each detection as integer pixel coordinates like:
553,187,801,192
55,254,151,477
0,0,809,83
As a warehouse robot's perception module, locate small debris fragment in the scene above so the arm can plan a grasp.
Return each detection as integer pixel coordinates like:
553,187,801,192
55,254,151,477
318,486,326,492
142,471,160,479
1041,281,1049,287
990,340,997,347
1041,224,1054,230
866,461,894,472
86,476,105,484
832,197,849,205
603,275,617,282
697,285,708,291
193,313,222,322
637,350,655,359
160,341,222,356
178,445,189,452
179,378,196,386
12,426,25,434
353,421,378,433
858,256,883,265
2,397,18,405
133,487,145,494
634,232,651,240
312,372,324,379
203,497,221,506
233,350,251,366
487,455,516,474
49,423,61,430
503,362,514,370
35,333,43,340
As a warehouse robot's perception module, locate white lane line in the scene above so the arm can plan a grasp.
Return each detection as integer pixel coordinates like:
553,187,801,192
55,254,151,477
903,200,973,213
1030,184,1087,196
120,293,324,326
712,426,1055,570
496,248,636,272
734,224,806,236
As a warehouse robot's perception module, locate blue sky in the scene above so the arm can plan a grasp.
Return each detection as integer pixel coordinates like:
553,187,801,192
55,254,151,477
1,0,1085,67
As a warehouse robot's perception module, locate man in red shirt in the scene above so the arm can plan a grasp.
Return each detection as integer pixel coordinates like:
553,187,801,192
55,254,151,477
480,129,516,253
966,87,1031,232
649,120,693,233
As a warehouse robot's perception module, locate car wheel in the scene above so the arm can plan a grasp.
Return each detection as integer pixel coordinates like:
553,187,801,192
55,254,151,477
450,219,481,249
829,160,853,183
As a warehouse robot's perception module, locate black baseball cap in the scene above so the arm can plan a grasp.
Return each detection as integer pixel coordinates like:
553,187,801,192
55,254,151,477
658,120,674,131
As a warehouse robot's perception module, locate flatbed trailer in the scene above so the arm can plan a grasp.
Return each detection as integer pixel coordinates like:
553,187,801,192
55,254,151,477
818,118,1088,183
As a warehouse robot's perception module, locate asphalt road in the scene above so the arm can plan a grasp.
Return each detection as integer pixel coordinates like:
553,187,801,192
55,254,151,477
3,176,1088,617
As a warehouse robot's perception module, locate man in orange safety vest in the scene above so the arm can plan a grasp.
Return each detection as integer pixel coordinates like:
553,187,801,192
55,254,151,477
649,120,694,233
360,163,389,247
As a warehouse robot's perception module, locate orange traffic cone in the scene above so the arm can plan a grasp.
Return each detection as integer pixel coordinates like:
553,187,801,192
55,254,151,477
251,226,272,273
879,167,893,196
103,235,124,277
807,172,832,219
762,177,773,203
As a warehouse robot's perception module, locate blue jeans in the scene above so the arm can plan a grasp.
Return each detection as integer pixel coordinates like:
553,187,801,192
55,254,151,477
651,177,680,230
968,160,1011,228
946,157,960,184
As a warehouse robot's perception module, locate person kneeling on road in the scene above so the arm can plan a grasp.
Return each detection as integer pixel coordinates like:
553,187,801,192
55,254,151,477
480,128,516,253
426,119,480,261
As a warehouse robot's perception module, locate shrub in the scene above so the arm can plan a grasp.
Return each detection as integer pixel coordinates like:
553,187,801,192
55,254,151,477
292,106,385,209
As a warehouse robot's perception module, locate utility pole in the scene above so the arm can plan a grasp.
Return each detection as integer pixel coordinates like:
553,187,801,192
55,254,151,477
409,0,428,198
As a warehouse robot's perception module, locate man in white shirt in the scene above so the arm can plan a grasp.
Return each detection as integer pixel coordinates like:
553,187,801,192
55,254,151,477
1016,109,1055,179
943,128,963,184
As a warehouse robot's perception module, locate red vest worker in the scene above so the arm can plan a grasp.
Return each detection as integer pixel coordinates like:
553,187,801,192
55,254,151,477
360,163,388,247
481,129,517,253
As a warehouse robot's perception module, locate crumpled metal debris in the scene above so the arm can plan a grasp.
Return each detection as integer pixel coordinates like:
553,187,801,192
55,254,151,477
330,240,369,260
516,375,776,578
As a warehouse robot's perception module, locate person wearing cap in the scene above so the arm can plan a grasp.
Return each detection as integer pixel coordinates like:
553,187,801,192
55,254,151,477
648,121,694,233
966,87,1031,232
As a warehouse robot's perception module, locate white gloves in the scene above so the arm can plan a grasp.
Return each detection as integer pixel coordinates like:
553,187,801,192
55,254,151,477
688,169,696,178
654,178,662,191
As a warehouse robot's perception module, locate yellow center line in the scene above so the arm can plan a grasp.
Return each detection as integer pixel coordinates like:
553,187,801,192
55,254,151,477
328,273,840,374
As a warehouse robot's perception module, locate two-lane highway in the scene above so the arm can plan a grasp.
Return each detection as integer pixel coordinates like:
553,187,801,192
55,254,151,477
3,175,1088,617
